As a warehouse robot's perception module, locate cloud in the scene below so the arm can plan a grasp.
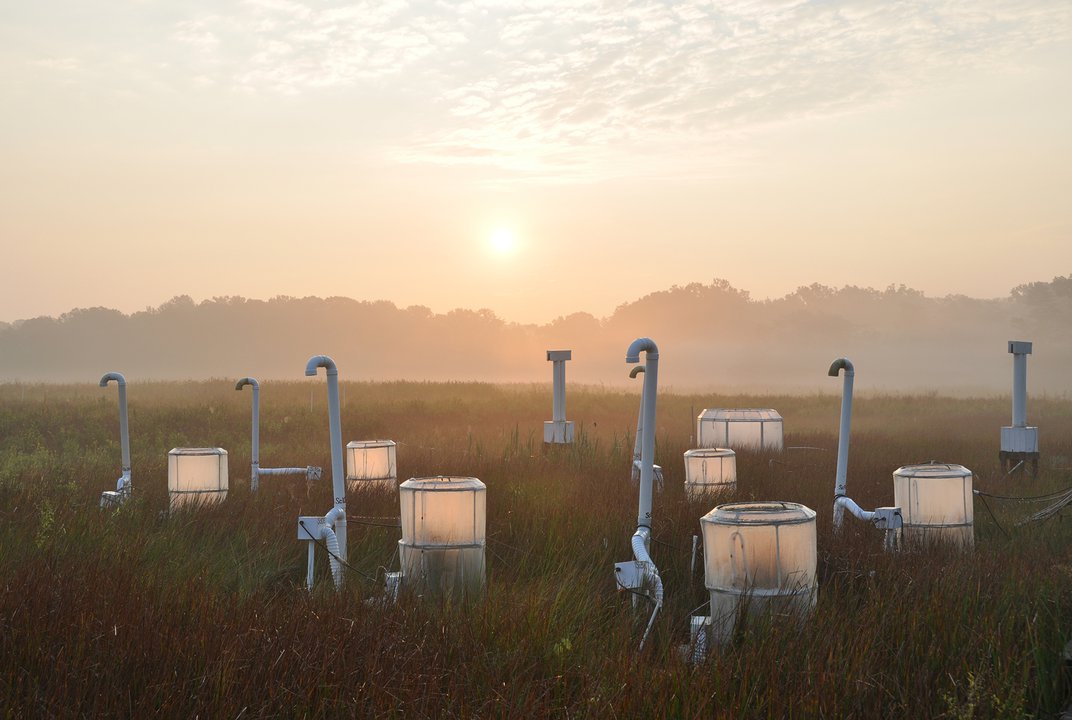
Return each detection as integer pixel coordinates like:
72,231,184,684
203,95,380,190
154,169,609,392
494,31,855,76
21,1,1072,179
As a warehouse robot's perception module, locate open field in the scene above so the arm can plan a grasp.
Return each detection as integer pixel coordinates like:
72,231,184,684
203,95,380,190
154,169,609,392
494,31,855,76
2,380,1072,718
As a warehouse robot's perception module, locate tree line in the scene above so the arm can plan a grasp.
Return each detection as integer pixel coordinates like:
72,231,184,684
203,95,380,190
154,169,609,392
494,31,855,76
1,277,1069,392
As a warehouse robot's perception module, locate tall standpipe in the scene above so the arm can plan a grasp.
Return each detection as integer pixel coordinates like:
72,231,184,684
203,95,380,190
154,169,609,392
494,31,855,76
99,372,131,508
544,350,575,444
1000,341,1039,475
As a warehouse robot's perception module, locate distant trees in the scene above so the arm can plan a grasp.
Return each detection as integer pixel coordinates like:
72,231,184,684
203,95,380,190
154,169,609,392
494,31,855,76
1,276,1070,391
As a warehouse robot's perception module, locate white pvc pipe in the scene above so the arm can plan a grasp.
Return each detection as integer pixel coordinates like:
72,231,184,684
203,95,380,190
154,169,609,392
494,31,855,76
829,358,854,531
259,467,315,477
834,495,875,523
630,365,645,469
305,355,347,567
552,360,566,422
235,377,260,491
1012,352,1027,427
628,366,664,486
99,372,131,494
626,338,659,529
625,338,663,650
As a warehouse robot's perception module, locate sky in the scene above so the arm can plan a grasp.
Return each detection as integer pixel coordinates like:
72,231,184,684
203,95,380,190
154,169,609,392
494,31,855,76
1,0,1070,325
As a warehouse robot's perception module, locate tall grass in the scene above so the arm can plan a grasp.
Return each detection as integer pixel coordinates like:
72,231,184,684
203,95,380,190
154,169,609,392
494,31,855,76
1,381,1071,717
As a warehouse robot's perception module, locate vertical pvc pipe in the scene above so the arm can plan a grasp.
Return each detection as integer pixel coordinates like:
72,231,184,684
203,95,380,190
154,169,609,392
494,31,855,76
552,360,566,422
1012,353,1027,428
305,355,347,566
828,358,854,532
631,366,645,467
99,372,130,491
236,377,260,491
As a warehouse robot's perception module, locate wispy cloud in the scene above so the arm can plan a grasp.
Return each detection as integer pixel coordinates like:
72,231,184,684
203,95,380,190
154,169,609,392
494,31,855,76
17,0,1072,179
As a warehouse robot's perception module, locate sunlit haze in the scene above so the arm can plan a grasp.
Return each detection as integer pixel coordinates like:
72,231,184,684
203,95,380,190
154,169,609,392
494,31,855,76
1,1,1070,323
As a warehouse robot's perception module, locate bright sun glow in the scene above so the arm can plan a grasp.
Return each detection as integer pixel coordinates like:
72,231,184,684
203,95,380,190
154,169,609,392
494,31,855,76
488,228,518,256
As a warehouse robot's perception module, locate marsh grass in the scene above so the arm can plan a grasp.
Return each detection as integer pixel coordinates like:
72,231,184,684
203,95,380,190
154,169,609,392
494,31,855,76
1,381,1071,717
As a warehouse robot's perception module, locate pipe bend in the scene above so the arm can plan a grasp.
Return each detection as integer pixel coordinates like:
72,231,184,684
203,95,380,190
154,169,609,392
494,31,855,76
629,366,645,379
834,495,874,522
235,377,258,391
99,372,126,388
305,355,338,377
828,357,854,377
626,337,659,363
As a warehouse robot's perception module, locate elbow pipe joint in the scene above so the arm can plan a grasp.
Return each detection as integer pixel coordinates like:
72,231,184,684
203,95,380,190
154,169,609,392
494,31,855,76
828,358,854,377
235,377,258,391
99,372,126,388
629,366,645,379
305,355,338,377
625,337,659,363
834,495,874,522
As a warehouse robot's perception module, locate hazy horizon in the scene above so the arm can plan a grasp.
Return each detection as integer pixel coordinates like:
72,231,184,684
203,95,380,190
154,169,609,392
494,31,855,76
3,276,1069,393
0,273,1064,327
0,273,1066,327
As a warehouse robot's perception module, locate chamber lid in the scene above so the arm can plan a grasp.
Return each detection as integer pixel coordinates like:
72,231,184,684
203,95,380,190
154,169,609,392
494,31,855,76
698,408,783,422
169,447,227,456
684,448,736,458
893,462,971,479
400,476,485,492
346,440,396,449
701,501,815,526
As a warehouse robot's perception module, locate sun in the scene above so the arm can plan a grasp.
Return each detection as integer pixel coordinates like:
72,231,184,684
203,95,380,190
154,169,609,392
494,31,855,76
488,228,518,256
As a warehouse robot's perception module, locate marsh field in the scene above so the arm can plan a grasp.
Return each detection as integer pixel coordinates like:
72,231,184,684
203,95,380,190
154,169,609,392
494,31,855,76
2,380,1072,718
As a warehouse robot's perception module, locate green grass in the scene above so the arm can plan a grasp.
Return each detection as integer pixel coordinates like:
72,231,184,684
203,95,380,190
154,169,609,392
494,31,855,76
1,381,1071,717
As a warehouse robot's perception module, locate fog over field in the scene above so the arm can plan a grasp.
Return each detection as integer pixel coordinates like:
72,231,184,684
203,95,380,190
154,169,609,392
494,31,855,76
2,276,1069,393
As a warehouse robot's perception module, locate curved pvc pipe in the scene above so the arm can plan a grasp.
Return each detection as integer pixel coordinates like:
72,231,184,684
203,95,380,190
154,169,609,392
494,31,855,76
306,355,347,567
626,338,658,529
235,377,260,491
834,496,875,523
99,372,131,493
829,358,854,531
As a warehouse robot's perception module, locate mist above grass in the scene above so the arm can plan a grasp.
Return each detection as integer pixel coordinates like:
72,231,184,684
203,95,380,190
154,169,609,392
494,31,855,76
1,276,1070,392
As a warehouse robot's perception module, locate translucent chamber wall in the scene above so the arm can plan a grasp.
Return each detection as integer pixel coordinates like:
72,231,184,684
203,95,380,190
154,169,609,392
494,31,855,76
346,440,397,491
399,477,486,600
684,448,737,499
893,463,974,549
700,502,817,643
697,409,784,451
168,448,228,510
